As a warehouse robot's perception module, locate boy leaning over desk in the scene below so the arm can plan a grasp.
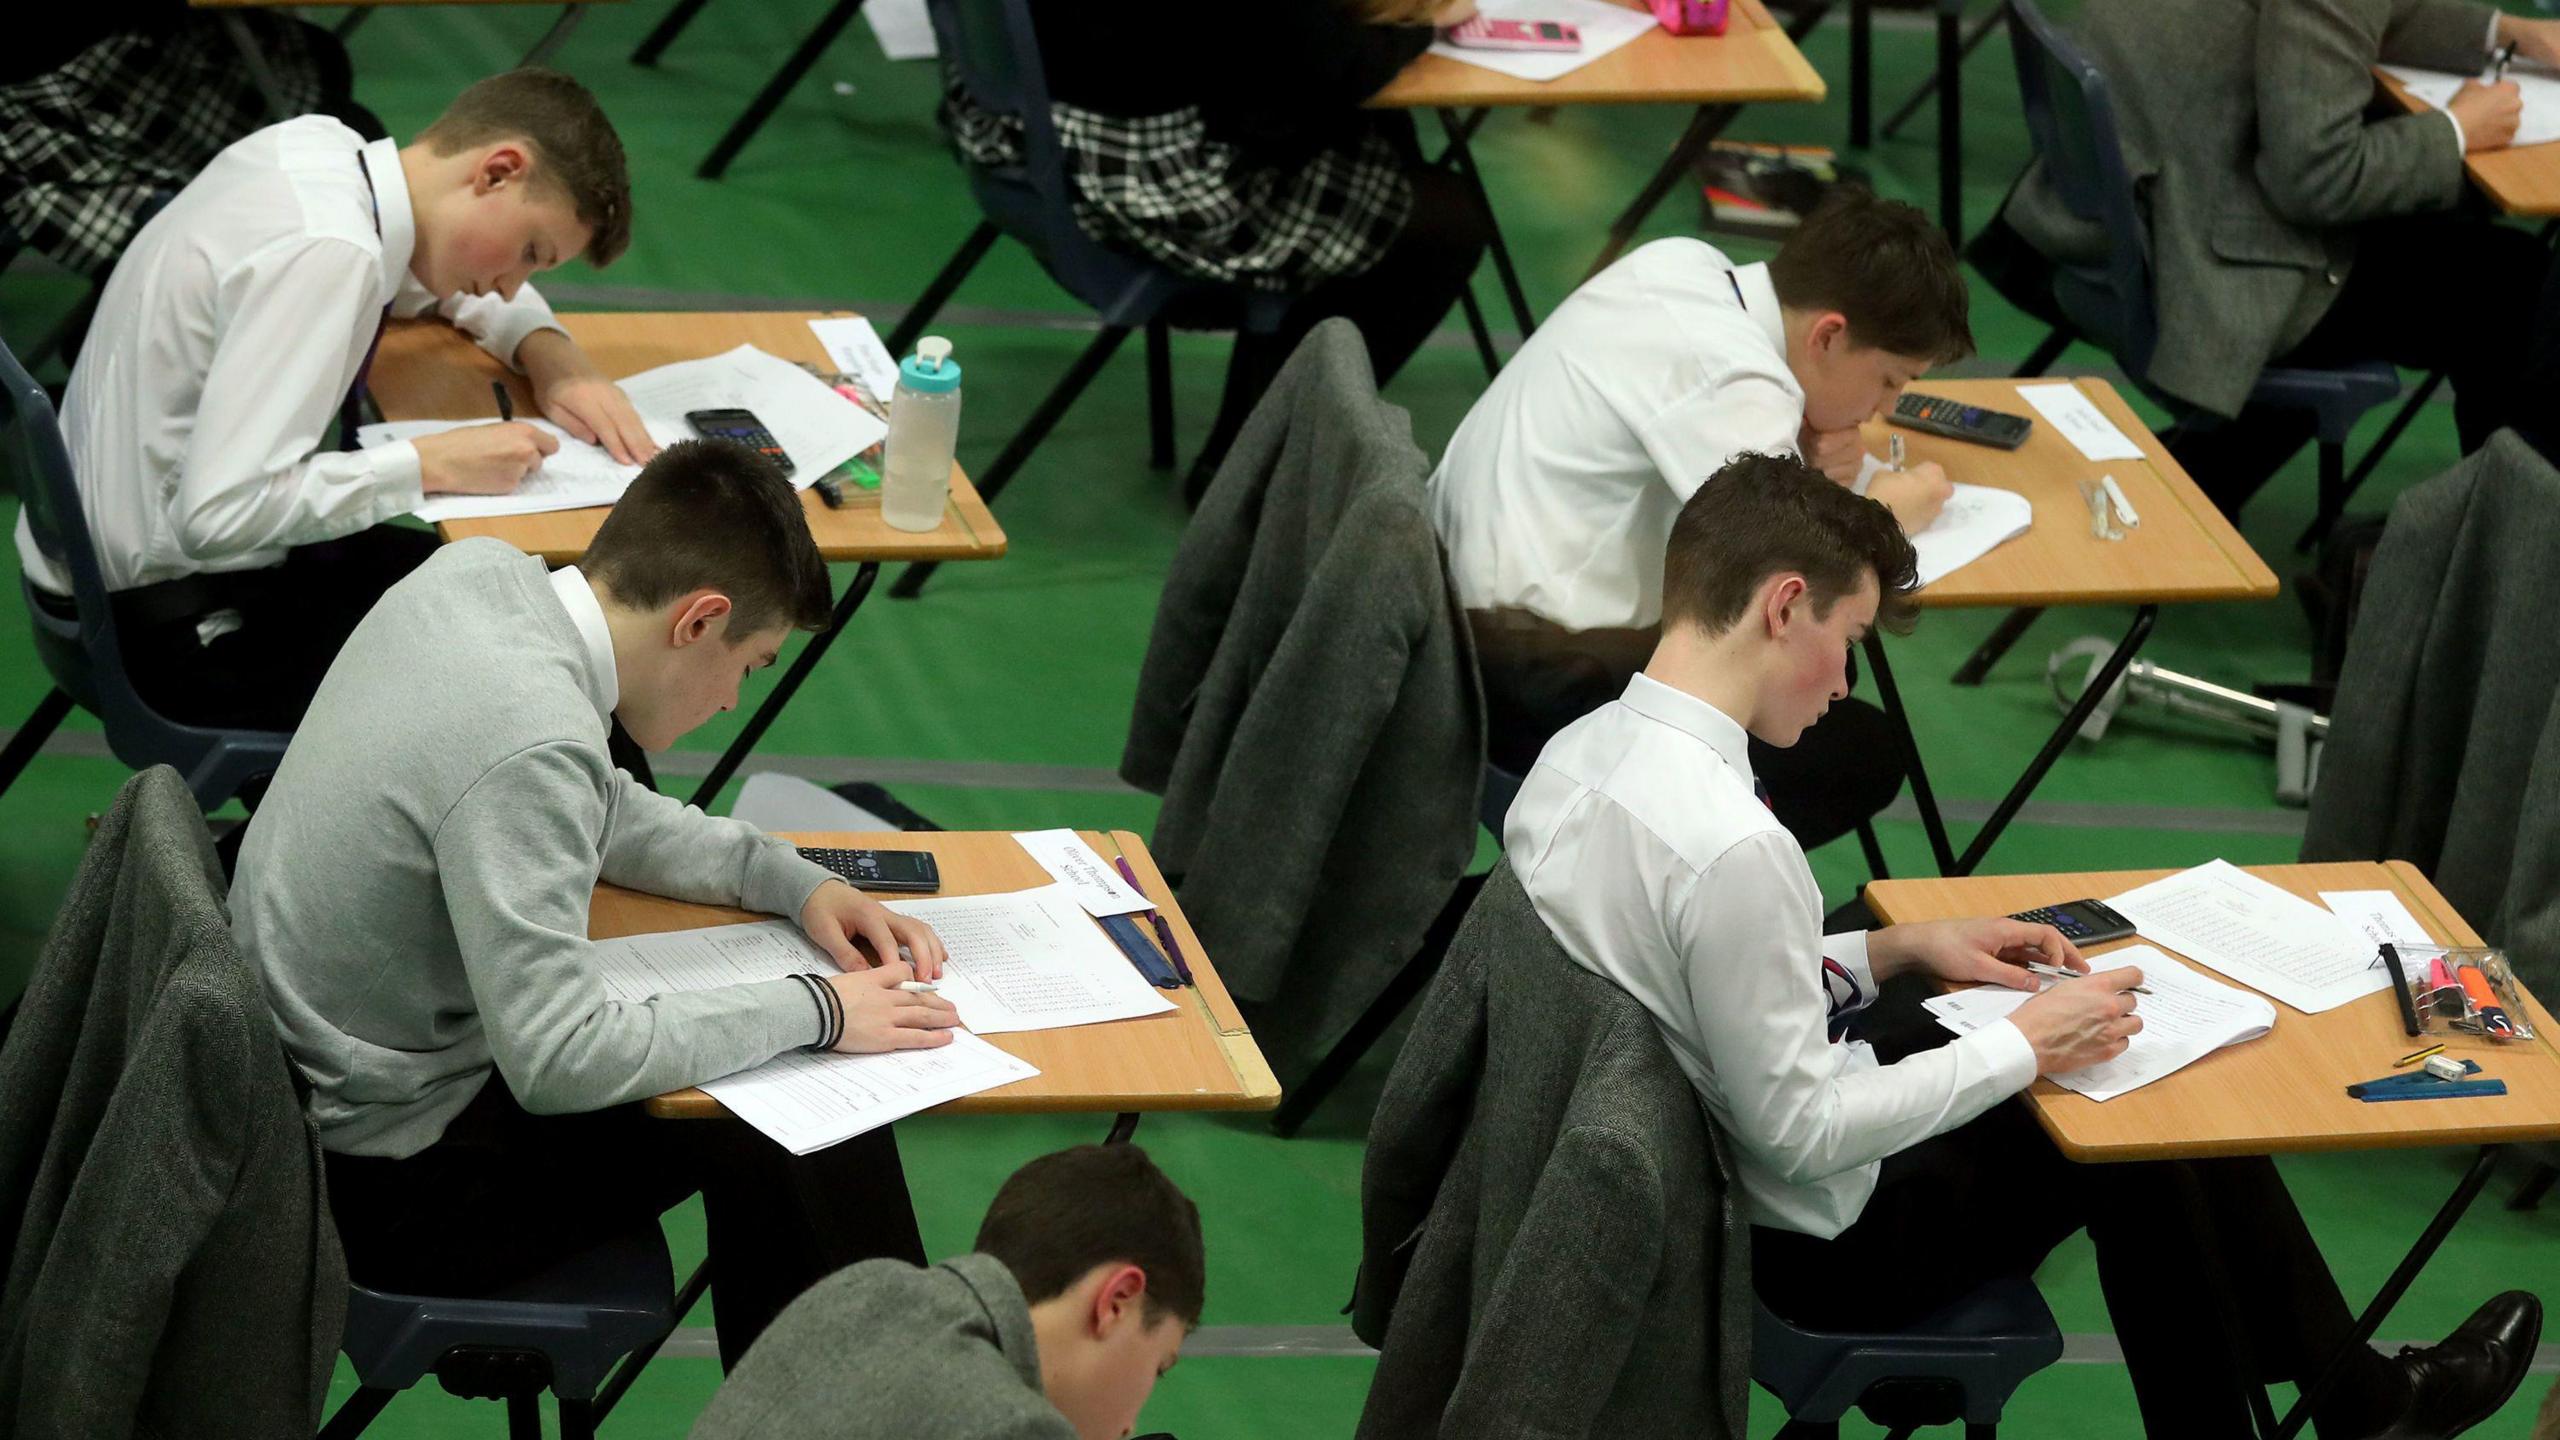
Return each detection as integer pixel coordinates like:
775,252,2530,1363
1506,451,2542,1440
233,439,961,1367
15,68,655,746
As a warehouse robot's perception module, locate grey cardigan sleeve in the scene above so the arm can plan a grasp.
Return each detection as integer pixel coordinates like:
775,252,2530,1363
2253,0,2473,229
2380,0,2499,70
596,771,838,920
435,742,822,1114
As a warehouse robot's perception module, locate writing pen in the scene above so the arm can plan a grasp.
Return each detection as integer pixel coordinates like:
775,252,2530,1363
1111,854,1195,985
1888,433,1906,472
895,980,938,994
2025,959,2151,996
492,379,515,423
2493,40,2518,85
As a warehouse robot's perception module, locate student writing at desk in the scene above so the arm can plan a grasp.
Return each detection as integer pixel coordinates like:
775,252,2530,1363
1507,453,2542,1440
234,441,959,1365
15,69,657,741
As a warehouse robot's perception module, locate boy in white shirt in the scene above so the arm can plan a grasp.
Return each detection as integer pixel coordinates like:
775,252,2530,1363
1433,190,1963,853
1506,451,2540,1440
18,68,655,738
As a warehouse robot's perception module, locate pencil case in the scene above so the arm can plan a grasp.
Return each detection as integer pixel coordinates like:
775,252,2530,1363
1651,0,1728,35
2380,944,2538,1042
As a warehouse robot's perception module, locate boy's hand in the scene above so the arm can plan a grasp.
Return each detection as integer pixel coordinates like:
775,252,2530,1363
2008,965,2146,1074
517,330,659,465
2448,79,2523,152
1798,422,1869,484
822,961,963,1054
2495,15,2560,73
414,421,555,495
1868,460,1953,531
1876,916,2085,990
799,878,950,982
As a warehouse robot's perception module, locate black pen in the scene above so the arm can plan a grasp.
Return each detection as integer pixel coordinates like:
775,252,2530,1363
2493,40,2518,85
491,379,515,423
813,478,846,509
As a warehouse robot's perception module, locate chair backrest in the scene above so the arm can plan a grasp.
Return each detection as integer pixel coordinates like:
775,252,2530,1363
2004,0,2159,375
928,0,1092,260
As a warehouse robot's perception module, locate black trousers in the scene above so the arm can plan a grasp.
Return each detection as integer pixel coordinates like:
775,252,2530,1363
2172,213,2553,515
1185,162,1492,504
324,1073,926,1369
1755,1101,2402,1440
1468,614,1904,853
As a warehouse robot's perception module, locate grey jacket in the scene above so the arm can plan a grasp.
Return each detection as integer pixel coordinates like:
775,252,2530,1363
2303,430,2560,996
0,767,346,1439
1353,863,1750,1440
690,1253,1073,1440
2003,0,2492,417
1121,319,1483,1082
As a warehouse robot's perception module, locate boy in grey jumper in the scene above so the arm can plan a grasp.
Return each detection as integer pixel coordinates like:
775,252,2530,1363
233,438,960,1363
694,1144,1201,1440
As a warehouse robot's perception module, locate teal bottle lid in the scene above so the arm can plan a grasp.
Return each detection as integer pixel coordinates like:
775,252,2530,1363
898,335,961,394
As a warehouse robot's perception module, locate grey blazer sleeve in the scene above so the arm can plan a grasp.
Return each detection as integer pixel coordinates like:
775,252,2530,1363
2380,0,2499,69
2254,0,2470,228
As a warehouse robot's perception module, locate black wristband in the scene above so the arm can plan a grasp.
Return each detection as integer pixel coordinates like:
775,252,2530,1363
795,973,842,1051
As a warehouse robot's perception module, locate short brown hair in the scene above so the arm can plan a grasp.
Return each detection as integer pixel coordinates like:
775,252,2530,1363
418,69,632,266
583,438,833,638
1768,187,1972,363
975,1145,1205,1328
1663,451,1920,638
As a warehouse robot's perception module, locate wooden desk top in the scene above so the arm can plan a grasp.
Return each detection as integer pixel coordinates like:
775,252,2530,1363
1865,378,2280,610
593,831,1281,1121
1370,0,1824,110
1867,862,2560,1162
2375,68,2560,217
367,311,1006,566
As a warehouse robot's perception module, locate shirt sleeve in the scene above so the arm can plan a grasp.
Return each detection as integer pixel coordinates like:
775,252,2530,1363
392,272,566,369
1634,369,1804,503
174,236,423,564
1670,832,2037,1188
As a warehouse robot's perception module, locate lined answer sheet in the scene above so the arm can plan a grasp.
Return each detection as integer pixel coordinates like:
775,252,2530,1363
1925,946,2275,1101
591,919,829,1002
2106,861,2387,1014
701,1032,1037,1154
884,884,1175,1034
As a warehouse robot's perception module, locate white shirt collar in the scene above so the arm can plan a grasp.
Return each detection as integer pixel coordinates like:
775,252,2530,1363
1619,672,1756,786
547,566,620,721
359,135,416,308
1730,261,1788,360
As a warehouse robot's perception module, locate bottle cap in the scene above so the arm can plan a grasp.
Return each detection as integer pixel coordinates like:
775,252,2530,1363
899,336,961,394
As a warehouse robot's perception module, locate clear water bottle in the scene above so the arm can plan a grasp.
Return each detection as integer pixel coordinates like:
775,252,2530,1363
883,336,962,532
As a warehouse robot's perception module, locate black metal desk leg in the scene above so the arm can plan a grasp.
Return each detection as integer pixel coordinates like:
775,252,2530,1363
687,561,879,810
1849,0,1873,146
632,0,717,66
1435,109,1538,341
1937,4,1962,240
1862,634,1960,875
1105,1113,1141,1144
696,0,871,180
2269,1146,2506,1440
1951,605,2044,686
219,15,294,121
886,220,1001,358
1951,604,2154,875
520,5,589,68
1588,103,1743,278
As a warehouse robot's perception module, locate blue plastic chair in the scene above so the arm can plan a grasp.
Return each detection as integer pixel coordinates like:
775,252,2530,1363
318,1225,680,1440
1754,1274,2065,1439
0,337,290,810
881,0,1294,599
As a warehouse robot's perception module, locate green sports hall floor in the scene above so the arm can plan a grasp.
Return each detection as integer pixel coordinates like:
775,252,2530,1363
3,3,2555,1435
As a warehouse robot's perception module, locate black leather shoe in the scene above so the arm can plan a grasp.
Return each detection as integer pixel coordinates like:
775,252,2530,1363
2373,1290,2543,1440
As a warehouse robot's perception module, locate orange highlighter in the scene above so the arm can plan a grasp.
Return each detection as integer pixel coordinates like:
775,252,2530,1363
2457,963,2515,1038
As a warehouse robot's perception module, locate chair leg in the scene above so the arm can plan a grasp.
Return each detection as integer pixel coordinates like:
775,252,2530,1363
885,220,1001,358
316,1386,400,1440
1457,285,1502,379
2016,327,2072,378
0,688,72,803
1965,1426,2000,1440
557,1397,599,1440
1775,1422,1842,1440
2295,439,2346,553
1271,874,1483,1137
891,324,1133,599
507,1391,543,1440
2508,1161,2558,1212
1145,319,1174,470
1856,819,1891,881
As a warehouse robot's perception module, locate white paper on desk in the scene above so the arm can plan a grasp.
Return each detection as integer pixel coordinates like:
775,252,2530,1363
2106,860,2388,1014
862,0,937,60
1909,482,2033,587
2381,62,2560,149
1924,946,2276,1102
614,343,887,481
702,1033,1036,1155
2017,382,2145,461
1426,0,1657,83
361,417,683,523
883,884,1176,1033
807,316,903,403
1012,829,1154,917
2321,890,2436,950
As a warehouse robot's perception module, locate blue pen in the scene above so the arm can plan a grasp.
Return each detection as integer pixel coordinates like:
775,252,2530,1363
1113,854,1195,986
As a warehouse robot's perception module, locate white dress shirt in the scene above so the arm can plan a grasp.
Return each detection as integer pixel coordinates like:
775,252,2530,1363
1429,239,1816,634
1506,674,2038,1238
17,117,564,594
547,565,621,722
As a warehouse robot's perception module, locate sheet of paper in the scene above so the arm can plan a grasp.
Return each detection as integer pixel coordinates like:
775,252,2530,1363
702,1031,1035,1154
883,884,1176,1033
1910,482,2034,587
2381,62,2560,149
361,417,684,523
1012,830,1154,917
1426,0,1657,83
807,316,903,402
862,0,938,60
1924,946,2276,1102
2017,382,2145,461
2106,860,2388,1014
613,343,887,481
2321,890,2436,950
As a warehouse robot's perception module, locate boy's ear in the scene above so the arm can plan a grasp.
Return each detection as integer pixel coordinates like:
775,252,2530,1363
1086,1264,1149,1338
668,590,732,647
474,143,533,194
1806,310,1851,355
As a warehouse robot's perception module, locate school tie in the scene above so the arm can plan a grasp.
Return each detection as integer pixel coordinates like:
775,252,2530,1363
341,150,391,448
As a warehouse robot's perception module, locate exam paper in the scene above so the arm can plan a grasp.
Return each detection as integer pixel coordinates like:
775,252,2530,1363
1910,483,2034,586
862,0,937,60
2106,860,2388,1014
1924,946,2276,1102
884,885,1176,1033
1012,830,1154,917
2381,62,2560,149
1426,0,1657,83
359,417,685,523
2321,890,2435,950
807,316,903,403
2016,382,2145,461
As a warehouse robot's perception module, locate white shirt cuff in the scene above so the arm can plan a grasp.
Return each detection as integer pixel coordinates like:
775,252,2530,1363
2444,106,2468,159
371,440,425,512
2488,11,2503,53
1967,1016,2042,1092
1821,929,1877,998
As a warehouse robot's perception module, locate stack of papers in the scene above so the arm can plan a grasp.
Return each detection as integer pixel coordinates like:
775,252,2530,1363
1926,945,2276,1101
2106,860,2388,1014
1910,483,2034,586
366,343,887,524
879,885,1176,1033
2382,62,2560,149
1426,0,1658,83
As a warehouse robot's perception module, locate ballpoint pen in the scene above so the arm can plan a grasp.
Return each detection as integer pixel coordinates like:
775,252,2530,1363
2493,40,2518,85
1112,854,1195,985
2025,959,2152,996
491,379,514,423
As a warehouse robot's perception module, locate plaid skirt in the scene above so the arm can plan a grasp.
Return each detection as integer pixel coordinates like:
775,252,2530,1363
941,75,1414,295
0,16,338,280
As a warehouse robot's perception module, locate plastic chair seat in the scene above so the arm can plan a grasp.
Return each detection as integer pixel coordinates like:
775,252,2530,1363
963,165,1292,334
1753,1273,2064,1429
338,1224,676,1403
2247,362,2403,446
